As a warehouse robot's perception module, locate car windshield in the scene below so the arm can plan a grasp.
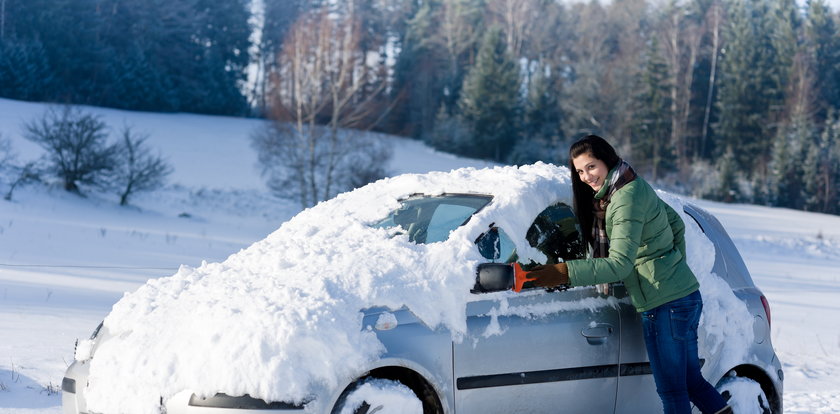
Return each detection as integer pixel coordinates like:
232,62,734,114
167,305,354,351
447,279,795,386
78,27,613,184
373,194,492,244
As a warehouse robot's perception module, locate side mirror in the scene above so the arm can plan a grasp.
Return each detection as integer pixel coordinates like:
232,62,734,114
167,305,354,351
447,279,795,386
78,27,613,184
476,228,501,261
471,263,513,293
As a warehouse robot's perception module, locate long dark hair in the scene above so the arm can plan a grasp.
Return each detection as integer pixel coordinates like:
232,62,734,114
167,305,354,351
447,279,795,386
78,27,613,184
569,135,621,250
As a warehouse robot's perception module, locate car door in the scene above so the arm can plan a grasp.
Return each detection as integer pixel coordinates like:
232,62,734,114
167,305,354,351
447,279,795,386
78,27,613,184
453,203,620,414
613,282,661,414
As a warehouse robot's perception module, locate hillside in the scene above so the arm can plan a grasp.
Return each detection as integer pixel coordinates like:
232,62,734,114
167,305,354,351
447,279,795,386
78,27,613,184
0,98,838,413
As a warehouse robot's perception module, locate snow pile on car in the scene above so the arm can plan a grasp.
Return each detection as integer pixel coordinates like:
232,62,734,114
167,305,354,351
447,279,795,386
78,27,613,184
79,163,753,414
657,191,754,370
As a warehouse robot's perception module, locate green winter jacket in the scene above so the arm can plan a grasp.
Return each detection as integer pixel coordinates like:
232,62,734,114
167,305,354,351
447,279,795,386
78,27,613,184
565,175,699,313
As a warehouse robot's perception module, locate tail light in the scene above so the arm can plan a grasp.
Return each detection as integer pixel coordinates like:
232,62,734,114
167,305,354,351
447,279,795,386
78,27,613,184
760,295,771,329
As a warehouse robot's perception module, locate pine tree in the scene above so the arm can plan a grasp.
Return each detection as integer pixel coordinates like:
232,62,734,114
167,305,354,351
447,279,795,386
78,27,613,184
0,0,251,115
390,0,447,138
804,0,840,121
769,0,799,83
804,110,840,213
523,63,563,147
632,36,674,180
161,0,251,115
427,103,471,154
509,62,564,165
715,146,740,202
390,0,483,139
714,0,796,174
458,26,522,161
0,38,52,100
104,45,174,111
768,115,811,208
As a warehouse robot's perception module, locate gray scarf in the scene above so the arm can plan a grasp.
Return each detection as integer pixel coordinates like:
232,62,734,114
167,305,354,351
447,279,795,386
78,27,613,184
591,160,637,258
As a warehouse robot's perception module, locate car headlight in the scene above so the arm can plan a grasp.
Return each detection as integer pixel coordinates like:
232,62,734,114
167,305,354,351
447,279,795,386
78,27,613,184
62,377,76,394
188,393,308,410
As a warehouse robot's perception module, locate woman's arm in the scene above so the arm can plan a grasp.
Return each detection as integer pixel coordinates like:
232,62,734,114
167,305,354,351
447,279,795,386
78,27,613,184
566,183,647,286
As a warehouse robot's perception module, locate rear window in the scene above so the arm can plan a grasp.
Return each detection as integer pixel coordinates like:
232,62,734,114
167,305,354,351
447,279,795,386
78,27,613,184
373,194,492,244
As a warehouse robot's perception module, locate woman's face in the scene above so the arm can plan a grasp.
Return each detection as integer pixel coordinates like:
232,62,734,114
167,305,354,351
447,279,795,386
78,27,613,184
572,152,609,192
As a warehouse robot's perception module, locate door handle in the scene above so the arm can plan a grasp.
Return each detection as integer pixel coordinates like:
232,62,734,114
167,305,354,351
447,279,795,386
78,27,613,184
581,323,614,345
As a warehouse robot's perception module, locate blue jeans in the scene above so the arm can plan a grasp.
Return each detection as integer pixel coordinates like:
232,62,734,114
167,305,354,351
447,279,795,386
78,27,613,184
641,291,727,414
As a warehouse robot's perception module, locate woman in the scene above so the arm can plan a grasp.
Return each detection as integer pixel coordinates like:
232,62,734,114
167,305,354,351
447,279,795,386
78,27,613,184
525,135,731,414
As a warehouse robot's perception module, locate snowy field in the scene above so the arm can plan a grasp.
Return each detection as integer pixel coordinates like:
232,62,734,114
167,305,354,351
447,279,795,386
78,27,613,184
0,97,838,412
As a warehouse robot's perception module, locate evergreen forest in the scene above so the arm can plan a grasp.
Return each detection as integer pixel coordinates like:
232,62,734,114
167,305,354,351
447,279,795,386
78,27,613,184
2,0,840,214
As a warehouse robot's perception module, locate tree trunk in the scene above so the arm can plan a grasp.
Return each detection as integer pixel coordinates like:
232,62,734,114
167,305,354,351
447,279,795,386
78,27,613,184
1,0,6,40
120,186,131,206
669,9,680,173
701,2,721,158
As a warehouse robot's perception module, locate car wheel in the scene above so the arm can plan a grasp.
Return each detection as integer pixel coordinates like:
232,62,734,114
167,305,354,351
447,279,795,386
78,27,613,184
717,374,772,414
333,377,424,414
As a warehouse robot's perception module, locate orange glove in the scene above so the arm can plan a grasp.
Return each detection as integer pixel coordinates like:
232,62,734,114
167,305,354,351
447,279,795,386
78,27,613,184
528,263,570,288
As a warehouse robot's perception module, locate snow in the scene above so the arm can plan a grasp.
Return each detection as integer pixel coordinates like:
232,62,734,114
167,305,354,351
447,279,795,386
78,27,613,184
374,312,398,331
0,97,838,413
336,378,422,414
478,294,628,339
718,375,770,414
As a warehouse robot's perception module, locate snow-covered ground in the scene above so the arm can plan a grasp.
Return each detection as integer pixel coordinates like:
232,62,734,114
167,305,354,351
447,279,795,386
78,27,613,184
0,98,837,412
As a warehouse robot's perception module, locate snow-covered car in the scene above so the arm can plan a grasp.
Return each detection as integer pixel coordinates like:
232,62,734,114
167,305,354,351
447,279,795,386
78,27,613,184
62,164,783,414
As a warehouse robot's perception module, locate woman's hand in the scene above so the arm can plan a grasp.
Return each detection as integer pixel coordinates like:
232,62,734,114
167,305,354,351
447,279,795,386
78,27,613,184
528,263,570,287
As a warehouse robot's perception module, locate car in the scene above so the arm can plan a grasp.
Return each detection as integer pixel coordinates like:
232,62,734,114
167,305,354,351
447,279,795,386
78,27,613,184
62,163,783,414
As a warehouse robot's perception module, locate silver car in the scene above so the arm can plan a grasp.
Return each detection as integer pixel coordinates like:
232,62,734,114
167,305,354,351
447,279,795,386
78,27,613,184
62,191,783,414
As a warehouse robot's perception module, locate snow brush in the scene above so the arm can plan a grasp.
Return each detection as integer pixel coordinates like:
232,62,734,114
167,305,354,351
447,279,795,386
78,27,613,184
512,263,538,293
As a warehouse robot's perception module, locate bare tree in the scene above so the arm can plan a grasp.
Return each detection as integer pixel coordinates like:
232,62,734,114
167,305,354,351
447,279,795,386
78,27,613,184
3,161,42,201
0,136,42,201
23,106,117,194
659,0,703,172
436,0,483,109
253,122,391,207
560,2,613,136
700,0,723,158
111,126,172,206
560,0,647,145
0,134,13,171
258,2,392,208
486,0,544,58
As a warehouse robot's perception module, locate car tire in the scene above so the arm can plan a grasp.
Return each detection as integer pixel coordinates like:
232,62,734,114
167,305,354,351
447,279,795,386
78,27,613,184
717,374,772,414
332,377,425,414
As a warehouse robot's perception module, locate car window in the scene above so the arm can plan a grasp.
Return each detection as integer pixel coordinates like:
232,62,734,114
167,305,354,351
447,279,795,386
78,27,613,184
526,202,586,263
373,194,492,244
426,204,481,243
